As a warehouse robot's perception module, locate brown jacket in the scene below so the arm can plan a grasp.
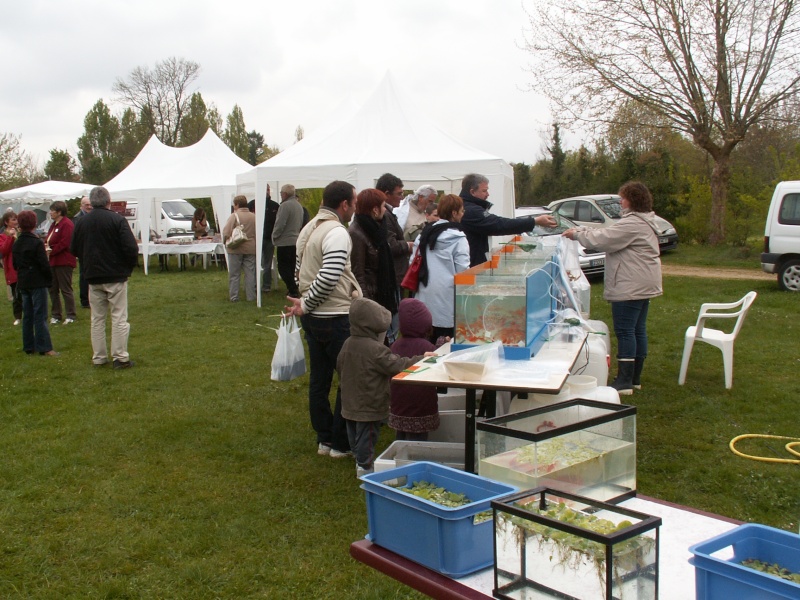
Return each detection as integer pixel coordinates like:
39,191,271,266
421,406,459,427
223,208,256,255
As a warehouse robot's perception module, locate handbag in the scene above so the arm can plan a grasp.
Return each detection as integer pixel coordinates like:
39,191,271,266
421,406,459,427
401,248,422,292
226,213,248,249
271,314,306,381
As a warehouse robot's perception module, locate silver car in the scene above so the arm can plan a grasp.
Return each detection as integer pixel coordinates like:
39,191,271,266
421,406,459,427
514,206,606,279
547,194,678,252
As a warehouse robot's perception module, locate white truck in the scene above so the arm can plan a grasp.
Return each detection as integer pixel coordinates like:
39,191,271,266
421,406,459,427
124,199,199,240
761,181,800,291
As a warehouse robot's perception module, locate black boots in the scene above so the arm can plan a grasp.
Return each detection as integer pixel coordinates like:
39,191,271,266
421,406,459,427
610,359,635,396
632,357,646,390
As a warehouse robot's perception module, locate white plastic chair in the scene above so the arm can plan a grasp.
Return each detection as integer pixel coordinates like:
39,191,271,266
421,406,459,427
678,291,757,389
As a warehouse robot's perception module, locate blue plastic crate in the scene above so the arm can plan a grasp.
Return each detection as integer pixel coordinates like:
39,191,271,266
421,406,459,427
360,461,516,577
689,523,800,599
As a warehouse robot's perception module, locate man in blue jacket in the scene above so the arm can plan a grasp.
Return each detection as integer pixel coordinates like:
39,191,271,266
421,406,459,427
70,186,139,369
459,173,556,267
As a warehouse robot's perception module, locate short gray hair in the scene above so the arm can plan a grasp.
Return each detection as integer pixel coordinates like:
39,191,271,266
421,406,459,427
89,186,111,208
280,184,296,197
460,173,488,195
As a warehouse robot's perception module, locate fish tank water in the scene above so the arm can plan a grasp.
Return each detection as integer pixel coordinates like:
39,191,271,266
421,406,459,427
453,249,560,359
492,487,661,600
477,400,637,503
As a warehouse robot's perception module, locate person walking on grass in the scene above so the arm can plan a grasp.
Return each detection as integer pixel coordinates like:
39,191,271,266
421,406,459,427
70,186,139,369
285,181,362,459
223,195,257,302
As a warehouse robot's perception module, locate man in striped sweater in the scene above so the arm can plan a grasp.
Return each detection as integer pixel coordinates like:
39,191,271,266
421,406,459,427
285,181,363,458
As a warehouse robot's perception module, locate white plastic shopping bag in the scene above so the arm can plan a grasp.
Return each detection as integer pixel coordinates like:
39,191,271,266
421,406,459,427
271,315,306,381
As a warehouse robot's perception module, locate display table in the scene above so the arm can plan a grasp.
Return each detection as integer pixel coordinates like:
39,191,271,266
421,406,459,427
350,495,742,600
392,338,586,473
138,241,224,271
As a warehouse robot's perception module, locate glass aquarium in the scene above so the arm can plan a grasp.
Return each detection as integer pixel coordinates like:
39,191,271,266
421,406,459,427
453,251,559,359
477,400,636,503
492,487,661,600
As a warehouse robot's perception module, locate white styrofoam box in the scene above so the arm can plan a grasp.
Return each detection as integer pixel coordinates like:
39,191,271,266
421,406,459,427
374,441,465,472
437,389,467,411
428,410,465,443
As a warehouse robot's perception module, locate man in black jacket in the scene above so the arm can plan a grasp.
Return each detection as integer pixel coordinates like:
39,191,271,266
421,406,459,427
71,196,92,308
459,173,556,267
70,186,139,369
249,185,280,293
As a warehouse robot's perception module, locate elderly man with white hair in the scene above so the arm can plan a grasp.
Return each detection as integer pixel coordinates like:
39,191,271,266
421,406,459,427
272,183,305,298
395,184,438,241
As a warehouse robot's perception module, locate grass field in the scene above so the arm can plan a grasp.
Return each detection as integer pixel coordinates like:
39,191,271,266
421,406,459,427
0,251,797,598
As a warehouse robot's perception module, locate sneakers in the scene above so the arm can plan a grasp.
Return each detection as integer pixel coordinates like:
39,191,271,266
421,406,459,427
356,466,374,478
329,448,353,459
317,443,331,456
13,319,20,326
112,360,135,370
63,318,75,325
49,318,59,324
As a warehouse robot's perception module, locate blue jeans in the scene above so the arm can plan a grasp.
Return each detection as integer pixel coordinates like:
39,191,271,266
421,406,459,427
611,299,650,360
301,314,351,452
20,287,53,354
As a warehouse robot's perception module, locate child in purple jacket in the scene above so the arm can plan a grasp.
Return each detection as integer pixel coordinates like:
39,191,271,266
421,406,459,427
390,298,441,440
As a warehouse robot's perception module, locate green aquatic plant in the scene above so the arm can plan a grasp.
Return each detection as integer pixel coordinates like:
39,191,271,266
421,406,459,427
396,480,492,523
741,558,800,583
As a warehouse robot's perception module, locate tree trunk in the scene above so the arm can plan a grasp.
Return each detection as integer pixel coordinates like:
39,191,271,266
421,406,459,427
708,153,731,245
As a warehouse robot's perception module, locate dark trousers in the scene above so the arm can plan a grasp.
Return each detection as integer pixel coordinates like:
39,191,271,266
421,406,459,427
49,265,76,320
20,287,53,353
301,314,351,452
276,245,299,297
611,299,650,359
346,419,382,470
9,282,22,320
78,260,89,307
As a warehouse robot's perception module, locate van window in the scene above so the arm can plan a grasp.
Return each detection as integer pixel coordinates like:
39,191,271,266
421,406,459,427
779,194,800,226
162,201,194,220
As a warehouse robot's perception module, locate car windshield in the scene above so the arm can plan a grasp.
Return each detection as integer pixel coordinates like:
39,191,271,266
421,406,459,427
596,198,623,219
162,201,195,220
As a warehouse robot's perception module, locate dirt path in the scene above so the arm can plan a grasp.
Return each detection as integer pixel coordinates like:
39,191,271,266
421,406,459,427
661,264,774,281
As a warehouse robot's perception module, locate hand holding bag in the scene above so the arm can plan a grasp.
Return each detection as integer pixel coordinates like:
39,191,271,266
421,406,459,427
401,248,422,292
226,213,248,249
271,314,306,381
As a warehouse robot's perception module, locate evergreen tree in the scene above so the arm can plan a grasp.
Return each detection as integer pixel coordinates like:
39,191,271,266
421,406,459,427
44,149,79,182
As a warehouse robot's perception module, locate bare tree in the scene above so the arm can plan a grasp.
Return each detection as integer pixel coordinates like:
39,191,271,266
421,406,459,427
524,0,800,243
113,57,200,147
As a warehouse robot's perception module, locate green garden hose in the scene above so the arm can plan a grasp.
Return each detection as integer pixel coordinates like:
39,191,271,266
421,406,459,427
729,434,800,464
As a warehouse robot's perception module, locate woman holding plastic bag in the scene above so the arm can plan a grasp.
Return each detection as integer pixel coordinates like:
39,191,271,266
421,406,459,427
563,181,662,395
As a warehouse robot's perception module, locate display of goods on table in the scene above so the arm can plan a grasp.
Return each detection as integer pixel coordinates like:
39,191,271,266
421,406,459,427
359,462,516,577
690,523,800,599
478,400,637,503
492,487,661,600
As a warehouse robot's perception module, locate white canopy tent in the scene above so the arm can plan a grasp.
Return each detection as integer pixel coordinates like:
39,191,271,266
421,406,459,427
237,72,515,306
105,129,253,273
0,181,96,232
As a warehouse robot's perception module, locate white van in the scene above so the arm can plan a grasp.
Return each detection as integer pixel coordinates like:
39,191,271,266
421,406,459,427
761,181,800,291
124,199,198,240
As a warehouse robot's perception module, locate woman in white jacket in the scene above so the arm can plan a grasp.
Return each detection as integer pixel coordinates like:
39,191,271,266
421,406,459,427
413,194,471,342
564,181,663,395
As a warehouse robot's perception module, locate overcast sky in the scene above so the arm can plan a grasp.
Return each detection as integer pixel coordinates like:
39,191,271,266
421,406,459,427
0,1,561,170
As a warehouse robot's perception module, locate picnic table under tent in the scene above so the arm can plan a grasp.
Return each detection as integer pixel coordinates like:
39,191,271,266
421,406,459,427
104,129,253,274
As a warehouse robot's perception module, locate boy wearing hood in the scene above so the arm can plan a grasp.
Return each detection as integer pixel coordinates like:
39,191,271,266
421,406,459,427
337,297,430,476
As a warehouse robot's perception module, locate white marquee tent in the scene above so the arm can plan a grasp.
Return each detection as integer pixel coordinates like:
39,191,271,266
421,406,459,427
105,129,253,273
236,72,516,305
0,181,97,232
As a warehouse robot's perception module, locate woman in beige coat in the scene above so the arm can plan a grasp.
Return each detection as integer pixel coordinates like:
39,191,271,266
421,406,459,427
564,181,662,394
223,195,257,301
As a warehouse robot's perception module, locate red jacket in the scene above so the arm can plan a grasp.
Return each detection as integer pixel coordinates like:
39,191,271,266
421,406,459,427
46,217,77,268
0,233,17,284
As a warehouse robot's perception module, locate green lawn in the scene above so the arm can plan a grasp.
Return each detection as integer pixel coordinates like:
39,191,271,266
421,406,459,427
0,252,796,598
